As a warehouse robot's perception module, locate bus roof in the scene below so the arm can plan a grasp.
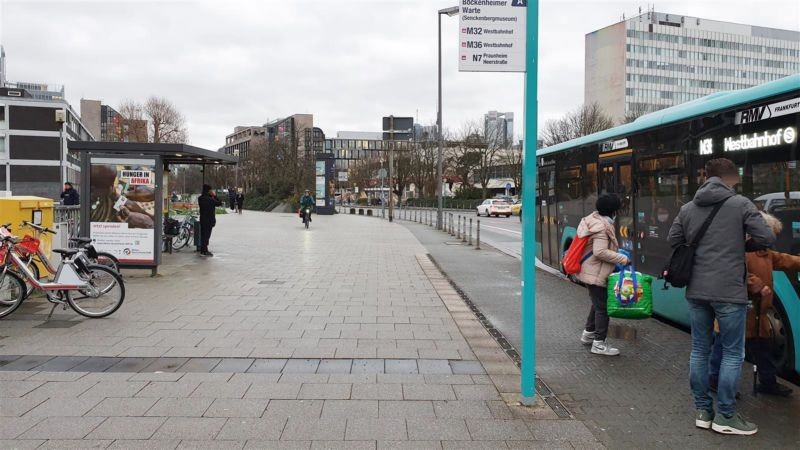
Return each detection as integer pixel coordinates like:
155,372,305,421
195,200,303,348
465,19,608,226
537,74,800,157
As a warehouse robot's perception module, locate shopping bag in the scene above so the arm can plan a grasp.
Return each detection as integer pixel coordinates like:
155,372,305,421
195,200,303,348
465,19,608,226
606,264,653,319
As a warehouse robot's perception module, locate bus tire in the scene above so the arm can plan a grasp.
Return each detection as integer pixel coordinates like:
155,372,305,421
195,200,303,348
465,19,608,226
768,297,795,377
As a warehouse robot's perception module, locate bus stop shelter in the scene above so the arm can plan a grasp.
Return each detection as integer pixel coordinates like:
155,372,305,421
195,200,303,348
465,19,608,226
67,141,238,274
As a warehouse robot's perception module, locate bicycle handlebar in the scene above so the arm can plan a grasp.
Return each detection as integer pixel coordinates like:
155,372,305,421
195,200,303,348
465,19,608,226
21,221,56,235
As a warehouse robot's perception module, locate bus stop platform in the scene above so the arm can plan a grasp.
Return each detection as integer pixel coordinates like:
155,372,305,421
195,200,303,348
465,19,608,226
0,211,601,449
399,212,800,449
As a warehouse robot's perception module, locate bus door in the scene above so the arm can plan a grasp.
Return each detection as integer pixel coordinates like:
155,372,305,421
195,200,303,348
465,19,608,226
538,166,558,267
598,151,635,256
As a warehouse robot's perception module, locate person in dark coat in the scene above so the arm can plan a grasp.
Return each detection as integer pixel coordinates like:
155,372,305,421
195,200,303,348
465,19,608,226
228,187,236,211
198,184,222,257
235,190,244,215
60,182,80,205
668,158,774,435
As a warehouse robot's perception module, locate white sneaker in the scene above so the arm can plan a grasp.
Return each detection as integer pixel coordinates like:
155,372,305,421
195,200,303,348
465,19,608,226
581,330,596,345
591,340,620,356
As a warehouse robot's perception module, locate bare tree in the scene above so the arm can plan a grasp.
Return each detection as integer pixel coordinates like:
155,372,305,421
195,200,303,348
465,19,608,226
541,102,614,147
621,102,658,124
117,100,148,143
499,144,523,197
145,97,187,143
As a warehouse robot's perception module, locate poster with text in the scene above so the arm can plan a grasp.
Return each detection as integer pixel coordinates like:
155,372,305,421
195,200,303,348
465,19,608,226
89,158,157,263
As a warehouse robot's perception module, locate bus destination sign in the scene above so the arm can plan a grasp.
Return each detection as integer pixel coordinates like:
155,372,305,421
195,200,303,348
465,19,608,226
458,0,527,73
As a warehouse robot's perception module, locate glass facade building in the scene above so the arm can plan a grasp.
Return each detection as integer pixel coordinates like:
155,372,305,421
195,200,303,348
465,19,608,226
586,11,800,123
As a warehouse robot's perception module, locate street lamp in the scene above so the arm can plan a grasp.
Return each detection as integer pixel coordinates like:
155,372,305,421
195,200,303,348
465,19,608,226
437,6,459,230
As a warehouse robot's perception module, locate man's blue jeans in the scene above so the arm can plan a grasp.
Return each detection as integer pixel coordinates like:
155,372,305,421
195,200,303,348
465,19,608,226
687,299,747,417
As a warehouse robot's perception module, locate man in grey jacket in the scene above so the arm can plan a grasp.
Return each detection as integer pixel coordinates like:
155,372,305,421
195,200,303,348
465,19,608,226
668,158,774,436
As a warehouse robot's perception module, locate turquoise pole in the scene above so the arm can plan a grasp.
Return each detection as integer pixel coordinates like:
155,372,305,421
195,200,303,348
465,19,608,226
520,0,539,405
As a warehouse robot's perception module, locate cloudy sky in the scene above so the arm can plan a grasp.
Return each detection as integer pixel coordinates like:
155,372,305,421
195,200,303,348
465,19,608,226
1,0,798,149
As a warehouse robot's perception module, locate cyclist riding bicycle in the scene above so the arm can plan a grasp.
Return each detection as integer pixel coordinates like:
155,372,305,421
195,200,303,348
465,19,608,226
299,190,315,224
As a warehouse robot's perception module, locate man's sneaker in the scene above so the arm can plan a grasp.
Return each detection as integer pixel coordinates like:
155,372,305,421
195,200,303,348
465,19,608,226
590,340,620,356
711,413,758,435
756,382,793,397
695,410,714,429
580,330,596,345
204,251,214,257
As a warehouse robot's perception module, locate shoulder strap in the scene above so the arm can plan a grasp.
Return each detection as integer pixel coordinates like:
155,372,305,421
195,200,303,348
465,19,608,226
690,197,729,247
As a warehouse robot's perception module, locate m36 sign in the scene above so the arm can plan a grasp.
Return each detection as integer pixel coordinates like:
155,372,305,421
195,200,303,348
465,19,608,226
459,0,527,72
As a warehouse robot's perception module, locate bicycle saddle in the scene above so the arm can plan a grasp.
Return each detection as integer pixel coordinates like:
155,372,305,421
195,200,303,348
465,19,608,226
52,248,80,256
69,237,93,245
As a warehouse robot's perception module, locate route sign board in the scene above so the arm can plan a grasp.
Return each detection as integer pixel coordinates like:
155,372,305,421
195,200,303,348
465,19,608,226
458,0,527,72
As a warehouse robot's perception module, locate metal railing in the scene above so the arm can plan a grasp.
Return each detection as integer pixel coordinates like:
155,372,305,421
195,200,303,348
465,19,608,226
54,205,80,241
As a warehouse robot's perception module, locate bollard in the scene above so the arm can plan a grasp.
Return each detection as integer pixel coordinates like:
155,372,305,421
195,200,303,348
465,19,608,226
457,216,461,239
462,218,467,243
476,220,481,250
469,218,473,246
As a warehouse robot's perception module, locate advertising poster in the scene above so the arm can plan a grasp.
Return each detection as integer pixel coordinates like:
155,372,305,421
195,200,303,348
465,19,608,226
89,158,157,263
315,161,326,206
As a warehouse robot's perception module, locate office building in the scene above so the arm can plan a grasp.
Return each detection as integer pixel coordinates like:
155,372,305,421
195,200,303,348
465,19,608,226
0,46,6,87
484,111,514,148
586,10,800,123
337,131,382,140
1,86,95,198
80,99,147,143
223,126,266,160
265,114,324,157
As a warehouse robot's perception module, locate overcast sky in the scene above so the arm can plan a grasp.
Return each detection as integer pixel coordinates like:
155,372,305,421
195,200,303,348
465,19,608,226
1,0,798,150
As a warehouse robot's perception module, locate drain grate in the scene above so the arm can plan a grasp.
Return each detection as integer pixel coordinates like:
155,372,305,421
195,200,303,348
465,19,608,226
426,253,573,419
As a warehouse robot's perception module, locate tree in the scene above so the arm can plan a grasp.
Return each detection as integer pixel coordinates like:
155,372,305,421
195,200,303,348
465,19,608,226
117,97,187,144
541,102,614,147
145,97,187,144
499,144,523,197
621,102,658,124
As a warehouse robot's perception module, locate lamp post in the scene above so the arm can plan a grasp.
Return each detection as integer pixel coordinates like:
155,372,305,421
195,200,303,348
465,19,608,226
437,6,459,230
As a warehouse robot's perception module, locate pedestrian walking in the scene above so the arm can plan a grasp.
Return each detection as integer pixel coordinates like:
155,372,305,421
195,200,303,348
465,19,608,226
576,193,630,356
60,182,80,205
198,184,222,257
709,211,800,397
668,158,774,435
236,189,245,215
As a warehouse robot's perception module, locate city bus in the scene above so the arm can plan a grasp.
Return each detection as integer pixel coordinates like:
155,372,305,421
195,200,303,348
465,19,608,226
535,74,799,375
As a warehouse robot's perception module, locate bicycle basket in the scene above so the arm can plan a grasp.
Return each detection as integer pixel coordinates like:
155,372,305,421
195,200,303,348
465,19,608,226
16,236,40,256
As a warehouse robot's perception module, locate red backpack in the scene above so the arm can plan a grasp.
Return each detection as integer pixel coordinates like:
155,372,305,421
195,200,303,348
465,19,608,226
561,235,593,275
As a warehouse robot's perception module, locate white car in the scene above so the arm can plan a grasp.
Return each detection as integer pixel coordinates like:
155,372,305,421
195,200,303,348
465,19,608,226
754,192,800,212
476,199,512,217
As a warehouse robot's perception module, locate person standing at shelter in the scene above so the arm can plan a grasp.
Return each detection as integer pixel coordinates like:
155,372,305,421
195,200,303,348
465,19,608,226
60,182,80,205
668,158,774,436
576,193,630,356
198,184,222,257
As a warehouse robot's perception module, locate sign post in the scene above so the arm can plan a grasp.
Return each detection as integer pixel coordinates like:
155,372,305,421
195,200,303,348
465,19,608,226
520,0,538,405
457,0,537,405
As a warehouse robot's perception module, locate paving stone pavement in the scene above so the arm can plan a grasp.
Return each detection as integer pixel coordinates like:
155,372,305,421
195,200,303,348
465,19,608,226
399,210,800,449
0,211,598,449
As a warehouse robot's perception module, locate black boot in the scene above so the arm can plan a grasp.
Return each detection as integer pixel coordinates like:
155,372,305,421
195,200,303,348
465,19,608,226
757,382,793,397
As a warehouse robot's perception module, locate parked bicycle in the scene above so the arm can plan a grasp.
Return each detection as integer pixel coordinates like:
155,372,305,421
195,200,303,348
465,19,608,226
171,215,196,250
0,226,125,319
14,221,120,298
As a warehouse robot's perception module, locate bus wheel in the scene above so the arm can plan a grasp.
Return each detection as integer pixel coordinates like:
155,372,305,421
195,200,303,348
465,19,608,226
764,298,794,374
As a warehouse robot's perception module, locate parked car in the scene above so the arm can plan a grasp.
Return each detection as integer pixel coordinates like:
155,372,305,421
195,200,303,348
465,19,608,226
476,199,512,217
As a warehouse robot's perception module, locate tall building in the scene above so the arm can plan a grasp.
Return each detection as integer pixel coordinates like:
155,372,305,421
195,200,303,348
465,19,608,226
484,111,514,148
585,11,800,123
0,46,6,87
265,114,324,157
1,86,95,198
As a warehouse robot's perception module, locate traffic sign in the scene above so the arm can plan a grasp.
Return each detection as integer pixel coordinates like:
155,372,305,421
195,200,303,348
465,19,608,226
378,168,387,178
458,0,527,72
505,182,512,189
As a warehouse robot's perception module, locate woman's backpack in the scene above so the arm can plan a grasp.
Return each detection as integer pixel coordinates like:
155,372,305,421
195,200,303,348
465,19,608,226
561,236,593,275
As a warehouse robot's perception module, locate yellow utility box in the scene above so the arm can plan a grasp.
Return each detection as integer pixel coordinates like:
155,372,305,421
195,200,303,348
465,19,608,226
0,196,56,275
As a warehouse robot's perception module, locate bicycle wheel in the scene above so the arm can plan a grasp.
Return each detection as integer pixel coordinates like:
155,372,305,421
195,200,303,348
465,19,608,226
94,252,120,274
19,260,40,299
0,271,25,318
67,265,125,318
173,227,190,250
